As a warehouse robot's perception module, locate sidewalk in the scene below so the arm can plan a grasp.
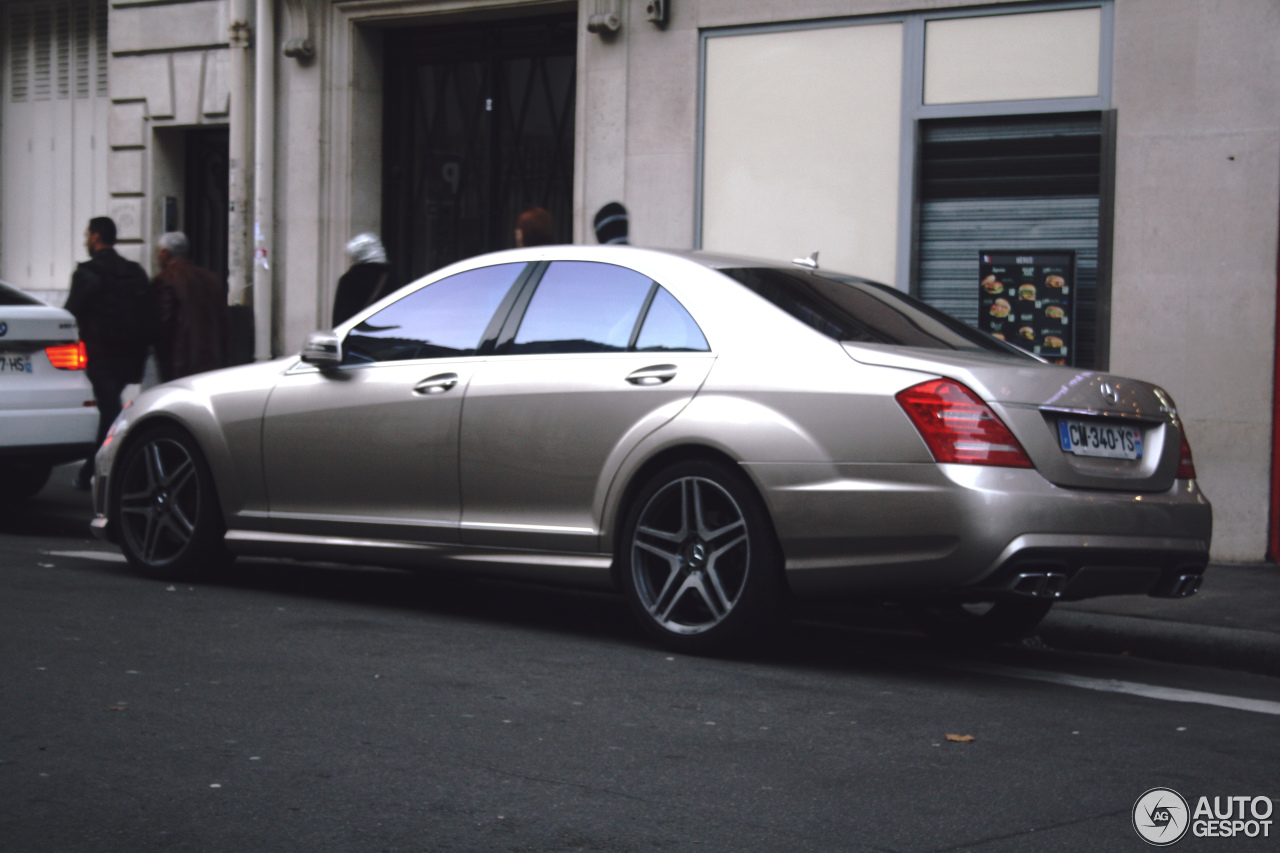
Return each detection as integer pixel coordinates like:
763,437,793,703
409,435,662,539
1042,562,1280,677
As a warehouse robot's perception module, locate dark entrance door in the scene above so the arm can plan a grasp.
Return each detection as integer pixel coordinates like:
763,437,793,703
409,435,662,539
184,128,230,284
383,14,576,284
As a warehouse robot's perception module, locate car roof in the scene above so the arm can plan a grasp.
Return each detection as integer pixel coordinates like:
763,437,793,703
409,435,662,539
657,249,795,270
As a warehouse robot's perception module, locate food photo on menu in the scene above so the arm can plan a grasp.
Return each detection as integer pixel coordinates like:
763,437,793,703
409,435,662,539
977,250,1076,364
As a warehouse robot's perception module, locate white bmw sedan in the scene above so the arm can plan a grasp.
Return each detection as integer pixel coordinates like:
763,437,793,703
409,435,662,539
90,246,1212,653
0,280,97,501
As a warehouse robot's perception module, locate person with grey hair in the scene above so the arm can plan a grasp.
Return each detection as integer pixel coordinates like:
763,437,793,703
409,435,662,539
153,230,228,382
332,233,394,326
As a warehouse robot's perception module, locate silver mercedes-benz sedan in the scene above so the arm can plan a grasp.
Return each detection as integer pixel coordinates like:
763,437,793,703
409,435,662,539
90,246,1211,653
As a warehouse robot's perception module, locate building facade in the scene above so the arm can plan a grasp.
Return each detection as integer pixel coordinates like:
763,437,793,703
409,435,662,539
2,0,1277,562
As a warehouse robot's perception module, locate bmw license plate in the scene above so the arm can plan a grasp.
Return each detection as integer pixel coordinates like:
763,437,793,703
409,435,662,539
1058,419,1142,459
0,353,33,375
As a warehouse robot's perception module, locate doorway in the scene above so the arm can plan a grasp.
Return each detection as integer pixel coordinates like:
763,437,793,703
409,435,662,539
184,127,230,285
382,13,577,285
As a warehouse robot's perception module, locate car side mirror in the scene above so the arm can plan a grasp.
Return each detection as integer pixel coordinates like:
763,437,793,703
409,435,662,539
301,330,342,368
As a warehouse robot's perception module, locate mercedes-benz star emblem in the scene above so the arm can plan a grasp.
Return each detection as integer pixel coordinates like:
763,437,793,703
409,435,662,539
1100,382,1119,406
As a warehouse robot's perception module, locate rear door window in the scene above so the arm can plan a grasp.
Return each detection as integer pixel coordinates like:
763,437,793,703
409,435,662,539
635,287,709,352
343,263,525,364
507,262,711,355
508,261,654,355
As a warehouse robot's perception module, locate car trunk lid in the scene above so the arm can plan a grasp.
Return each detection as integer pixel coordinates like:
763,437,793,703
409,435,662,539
844,343,1183,492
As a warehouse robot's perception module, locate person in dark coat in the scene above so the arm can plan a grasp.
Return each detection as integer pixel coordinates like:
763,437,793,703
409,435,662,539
332,233,393,326
64,216,154,490
153,231,229,382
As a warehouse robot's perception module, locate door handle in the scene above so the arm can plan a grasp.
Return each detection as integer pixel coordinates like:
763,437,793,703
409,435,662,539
626,364,678,386
413,373,459,395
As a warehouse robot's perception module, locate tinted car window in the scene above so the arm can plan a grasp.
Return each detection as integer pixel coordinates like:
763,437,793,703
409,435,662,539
510,261,653,355
344,263,524,364
0,281,40,306
635,287,709,352
719,267,1035,358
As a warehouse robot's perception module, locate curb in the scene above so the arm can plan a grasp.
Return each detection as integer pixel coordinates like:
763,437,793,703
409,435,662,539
1038,610,1280,678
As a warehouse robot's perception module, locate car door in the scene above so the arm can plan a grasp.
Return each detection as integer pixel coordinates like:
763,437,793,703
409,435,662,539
459,260,715,552
261,262,528,543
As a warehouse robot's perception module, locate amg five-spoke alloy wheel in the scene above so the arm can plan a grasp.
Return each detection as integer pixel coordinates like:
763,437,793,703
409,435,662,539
113,424,231,580
621,460,783,654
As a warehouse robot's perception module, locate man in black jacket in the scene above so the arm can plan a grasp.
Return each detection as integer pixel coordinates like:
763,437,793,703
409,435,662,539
64,216,154,490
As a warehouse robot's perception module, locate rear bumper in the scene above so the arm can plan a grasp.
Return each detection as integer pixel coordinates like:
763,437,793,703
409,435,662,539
746,461,1212,602
1,406,98,450
946,536,1207,602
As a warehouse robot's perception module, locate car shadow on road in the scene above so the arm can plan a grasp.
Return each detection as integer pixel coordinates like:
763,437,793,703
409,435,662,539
78,551,1066,678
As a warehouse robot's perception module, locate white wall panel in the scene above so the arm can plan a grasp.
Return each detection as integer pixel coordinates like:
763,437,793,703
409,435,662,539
702,23,903,284
924,8,1101,105
2,0,109,303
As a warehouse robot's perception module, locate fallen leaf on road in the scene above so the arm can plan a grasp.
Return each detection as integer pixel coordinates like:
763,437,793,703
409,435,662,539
106,706,127,711
944,733,974,743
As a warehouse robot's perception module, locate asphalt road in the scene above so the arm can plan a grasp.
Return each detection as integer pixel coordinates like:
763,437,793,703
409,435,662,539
2,471,1278,851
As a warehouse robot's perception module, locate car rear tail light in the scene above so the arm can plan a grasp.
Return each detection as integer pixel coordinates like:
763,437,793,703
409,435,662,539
895,378,1033,468
46,341,88,370
1176,428,1197,480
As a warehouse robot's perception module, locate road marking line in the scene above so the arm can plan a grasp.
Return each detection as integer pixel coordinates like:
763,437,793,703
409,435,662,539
43,550,127,563
952,662,1280,716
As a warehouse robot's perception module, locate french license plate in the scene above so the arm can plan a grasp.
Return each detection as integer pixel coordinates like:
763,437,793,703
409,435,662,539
1058,419,1142,459
0,353,33,375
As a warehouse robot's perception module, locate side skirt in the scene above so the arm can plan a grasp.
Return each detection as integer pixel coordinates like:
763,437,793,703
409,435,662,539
223,530,617,590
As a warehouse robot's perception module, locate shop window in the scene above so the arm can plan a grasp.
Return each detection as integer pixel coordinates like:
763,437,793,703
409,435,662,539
915,113,1103,367
701,22,903,284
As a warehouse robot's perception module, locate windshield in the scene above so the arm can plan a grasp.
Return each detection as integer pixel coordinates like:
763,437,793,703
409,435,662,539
718,267,1036,359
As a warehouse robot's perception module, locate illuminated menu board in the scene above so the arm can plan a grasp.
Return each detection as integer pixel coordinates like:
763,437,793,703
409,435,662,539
978,250,1075,364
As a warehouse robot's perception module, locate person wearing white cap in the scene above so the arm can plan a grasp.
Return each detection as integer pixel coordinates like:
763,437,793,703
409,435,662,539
332,233,393,326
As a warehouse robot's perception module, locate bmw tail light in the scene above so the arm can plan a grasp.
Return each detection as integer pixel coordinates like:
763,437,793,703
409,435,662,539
895,378,1033,468
1176,429,1197,480
46,341,88,370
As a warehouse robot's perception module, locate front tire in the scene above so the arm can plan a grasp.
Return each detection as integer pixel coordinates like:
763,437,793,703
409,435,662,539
620,460,784,655
111,424,232,581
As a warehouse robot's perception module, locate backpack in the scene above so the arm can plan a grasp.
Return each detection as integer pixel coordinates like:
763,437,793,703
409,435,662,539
83,255,158,350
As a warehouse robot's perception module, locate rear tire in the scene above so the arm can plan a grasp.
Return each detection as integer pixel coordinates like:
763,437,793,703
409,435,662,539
907,598,1053,644
0,463,53,502
111,424,232,581
619,460,784,655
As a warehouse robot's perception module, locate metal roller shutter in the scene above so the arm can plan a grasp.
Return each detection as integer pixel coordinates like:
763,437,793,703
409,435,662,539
916,113,1102,368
